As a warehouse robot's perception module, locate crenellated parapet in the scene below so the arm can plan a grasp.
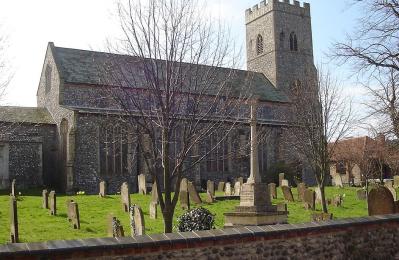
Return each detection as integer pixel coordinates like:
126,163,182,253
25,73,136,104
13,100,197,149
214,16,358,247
245,0,310,24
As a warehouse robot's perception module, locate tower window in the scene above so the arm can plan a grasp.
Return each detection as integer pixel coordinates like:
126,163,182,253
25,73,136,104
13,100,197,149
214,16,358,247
256,34,264,55
289,32,298,51
45,64,52,93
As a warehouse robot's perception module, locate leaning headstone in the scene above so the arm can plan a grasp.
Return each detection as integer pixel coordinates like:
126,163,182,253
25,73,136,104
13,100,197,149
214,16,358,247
49,191,56,215
130,205,145,236
10,196,18,243
121,182,131,212
224,182,232,196
387,186,397,201
99,181,106,198
151,182,159,204
281,179,289,187
303,189,316,210
107,215,124,237
68,201,80,229
311,213,333,222
234,181,241,196
297,183,306,202
357,189,367,200
138,174,147,195
278,173,285,186
207,180,215,197
42,189,49,209
277,202,287,212
394,176,399,188
333,174,343,188
281,186,294,202
268,183,277,200
368,186,395,216
206,191,215,203
11,179,16,197
217,182,225,192
188,182,202,204
180,178,189,210
149,201,157,220
315,187,322,204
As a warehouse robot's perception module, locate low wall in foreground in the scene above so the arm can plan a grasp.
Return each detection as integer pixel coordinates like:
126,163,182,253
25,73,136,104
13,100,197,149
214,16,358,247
1,214,399,259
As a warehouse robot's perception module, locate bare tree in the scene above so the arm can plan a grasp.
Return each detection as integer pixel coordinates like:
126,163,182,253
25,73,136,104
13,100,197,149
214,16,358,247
285,68,354,213
97,0,257,233
0,25,10,102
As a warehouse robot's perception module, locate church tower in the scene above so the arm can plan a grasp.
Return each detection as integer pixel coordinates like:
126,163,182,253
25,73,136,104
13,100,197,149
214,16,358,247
245,0,316,94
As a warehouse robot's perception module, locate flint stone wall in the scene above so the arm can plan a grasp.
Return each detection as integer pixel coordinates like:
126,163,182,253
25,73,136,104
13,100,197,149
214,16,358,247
2,215,399,259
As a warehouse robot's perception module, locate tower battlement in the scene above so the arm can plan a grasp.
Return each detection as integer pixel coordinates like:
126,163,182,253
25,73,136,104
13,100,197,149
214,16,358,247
245,0,310,24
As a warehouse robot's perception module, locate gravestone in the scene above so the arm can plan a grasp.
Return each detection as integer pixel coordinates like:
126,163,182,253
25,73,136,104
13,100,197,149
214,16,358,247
311,213,333,222
315,187,322,204
49,191,56,215
281,186,294,202
66,199,74,221
234,181,241,196
387,186,397,201
188,182,202,204
42,189,49,209
297,183,306,202
180,178,190,210
130,205,145,236
281,179,289,187
278,173,284,186
68,201,80,229
303,189,316,210
385,180,393,188
10,196,18,243
121,182,131,212
138,174,147,195
206,191,215,203
277,202,287,212
149,201,157,219
11,179,16,197
268,183,277,200
332,195,343,207
107,215,124,237
333,174,343,188
237,177,244,186
357,189,367,200
207,180,215,197
151,182,159,204
224,182,232,196
99,181,106,198
394,176,399,188
217,182,225,192
368,186,395,216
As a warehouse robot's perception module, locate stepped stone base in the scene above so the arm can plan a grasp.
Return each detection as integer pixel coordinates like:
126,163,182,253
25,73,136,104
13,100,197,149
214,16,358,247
224,211,288,227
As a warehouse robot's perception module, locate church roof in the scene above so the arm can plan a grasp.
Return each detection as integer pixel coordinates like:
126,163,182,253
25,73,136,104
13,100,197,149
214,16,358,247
0,107,55,125
51,45,289,103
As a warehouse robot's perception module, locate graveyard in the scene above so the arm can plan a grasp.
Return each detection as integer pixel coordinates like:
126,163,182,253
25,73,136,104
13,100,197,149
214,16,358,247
0,186,369,244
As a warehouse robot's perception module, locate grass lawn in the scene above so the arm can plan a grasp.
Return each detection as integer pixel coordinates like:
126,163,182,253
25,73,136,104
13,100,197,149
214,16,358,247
0,186,369,244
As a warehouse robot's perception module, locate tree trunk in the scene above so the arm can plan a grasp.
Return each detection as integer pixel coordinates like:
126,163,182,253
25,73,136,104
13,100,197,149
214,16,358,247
319,184,328,213
161,127,174,233
163,207,174,233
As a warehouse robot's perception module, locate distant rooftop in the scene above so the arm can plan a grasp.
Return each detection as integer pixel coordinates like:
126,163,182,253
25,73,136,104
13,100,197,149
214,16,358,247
0,107,55,124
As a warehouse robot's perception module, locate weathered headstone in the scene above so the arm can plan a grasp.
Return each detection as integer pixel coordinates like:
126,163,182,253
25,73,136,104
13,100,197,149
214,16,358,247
315,187,322,204
206,191,215,203
130,205,145,236
149,201,157,220
278,173,285,186
281,186,294,202
297,183,306,202
151,182,159,204
388,186,397,201
394,176,399,188
121,182,131,212
311,213,333,222
281,179,289,187
333,174,343,188
368,186,395,216
42,189,49,209
11,179,16,197
224,182,232,196
276,202,287,212
188,181,202,204
207,180,215,197
237,177,244,186
357,189,367,200
10,196,18,243
67,201,80,229
217,182,225,192
66,199,74,221
138,174,147,195
107,215,124,237
268,183,277,200
303,189,316,210
331,195,343,207
49,191,56,215
180,178,190,210
234,181,241,196
99,181,106,198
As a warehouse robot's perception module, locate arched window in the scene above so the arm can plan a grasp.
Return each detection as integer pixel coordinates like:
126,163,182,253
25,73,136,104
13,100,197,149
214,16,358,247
256,34,264,55
45,64,52,93
289,32,298,51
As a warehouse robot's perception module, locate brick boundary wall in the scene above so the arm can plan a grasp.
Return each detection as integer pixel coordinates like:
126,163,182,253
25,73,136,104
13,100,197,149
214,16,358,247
1,214,399,259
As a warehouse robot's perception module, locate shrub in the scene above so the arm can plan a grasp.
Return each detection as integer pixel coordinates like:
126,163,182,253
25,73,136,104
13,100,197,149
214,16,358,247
176,207,215,232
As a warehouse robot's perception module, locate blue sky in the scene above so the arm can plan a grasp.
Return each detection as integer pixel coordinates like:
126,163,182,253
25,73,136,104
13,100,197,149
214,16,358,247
0,0,362,107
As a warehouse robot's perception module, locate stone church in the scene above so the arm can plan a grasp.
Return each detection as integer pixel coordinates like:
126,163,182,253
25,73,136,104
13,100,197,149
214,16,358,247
0,1,315,193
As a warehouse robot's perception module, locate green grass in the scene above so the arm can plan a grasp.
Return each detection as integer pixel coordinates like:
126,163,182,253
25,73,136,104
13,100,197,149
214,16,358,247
0,186,368,244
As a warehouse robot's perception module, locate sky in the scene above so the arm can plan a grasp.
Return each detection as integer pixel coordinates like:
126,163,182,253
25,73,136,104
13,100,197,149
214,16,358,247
0,0,363,108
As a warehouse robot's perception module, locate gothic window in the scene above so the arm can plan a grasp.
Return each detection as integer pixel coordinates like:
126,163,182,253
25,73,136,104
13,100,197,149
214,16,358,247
256,34,264,55
206,132,228,172
289,32,298,51
45,64,52,93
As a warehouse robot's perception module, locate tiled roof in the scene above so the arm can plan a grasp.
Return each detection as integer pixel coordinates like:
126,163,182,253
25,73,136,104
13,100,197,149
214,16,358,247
0,106,55,124
51,45,289,103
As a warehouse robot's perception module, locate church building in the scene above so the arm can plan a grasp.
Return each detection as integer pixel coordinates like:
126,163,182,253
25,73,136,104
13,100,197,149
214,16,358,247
0,1,315,193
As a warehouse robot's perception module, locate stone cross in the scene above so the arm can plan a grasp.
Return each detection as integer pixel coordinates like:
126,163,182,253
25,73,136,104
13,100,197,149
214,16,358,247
11,179,16,197
247,101,261,184
99,181,106,198
207,180,215,197
107,215,124,237
130,205,145,236
149,201,157,219
121,182,131,212
188,182,202,204
67,201,80,229
180,178,190,210
138,174,147,195
49,191,56,215
151,182,159,204
10,195,18,243
42,189,49,209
